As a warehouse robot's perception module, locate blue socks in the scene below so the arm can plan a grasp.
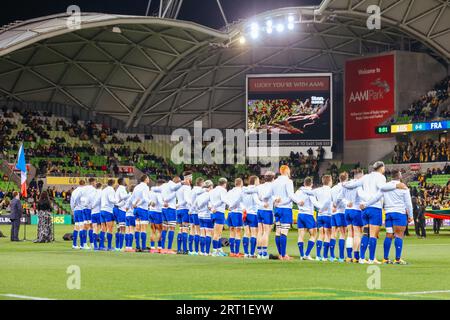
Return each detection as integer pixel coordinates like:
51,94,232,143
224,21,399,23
99,231,105,249
323,242,330,259
280,234,287,257
275,235,281,254
177,233,182,251
316,240,323,258
354,251,360,260
306,240,315,256
194,235,200,252
134,231,140,249
394,237,403,260
360,235,369,259
161,230,167,249
200,236,205,253
339,239,345,260
205,236,212,254
383,237,392,260
298,242,304,257
182,233,188,252
88,229,93,244
107,232,113,250
141,232,147,249
72,230,78,247
329,239,336,258
229,238,235,254
250,237,257,256
92,233,98,249
243,237,249,255
168,230,174,250
115,232,120,249
369,237,377,261
234,239,241,254
188,234,194,252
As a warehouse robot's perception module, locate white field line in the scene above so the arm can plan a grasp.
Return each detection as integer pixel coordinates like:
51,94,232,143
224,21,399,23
394,290,450,296
1,293,55,300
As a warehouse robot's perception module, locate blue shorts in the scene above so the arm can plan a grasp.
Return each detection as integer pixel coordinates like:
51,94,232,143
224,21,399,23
189,213,200,226
331,213,347,227
317,215,331,229
274,207,281,223
345,209,363,227
126,216,136,227
385,212,407,229
91,212,101,224
135,207,149,222
149,211,162,225
297,213,316,229
362,207,382,226
113,206,119,221
74,210,84,224
257,209,273,225
162,208,176,223
83,209,92,223
199,218,214,229
176,209,190,224
213,211,225,225
101,210,114,223
245,214,258,228
116,209,126,225
228,212,243,227
278,207,293,225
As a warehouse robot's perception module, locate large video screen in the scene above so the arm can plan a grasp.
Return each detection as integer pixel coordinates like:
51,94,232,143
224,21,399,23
246,74,332,150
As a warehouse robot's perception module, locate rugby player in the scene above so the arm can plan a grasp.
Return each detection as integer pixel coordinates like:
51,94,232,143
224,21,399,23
196,180,214,256
361,169,413,265
176,172,192,254
330,173,348,262
115,178,129,251
149,179,165,253
100,179,118,251
124,185,138,252
242,176,262,258
188,177,205,255
256,172,275,259
70,180,85,249
161,176,182,254
131,175,151,252
210,177,228,257
226,178,244,257
81,178,96,250
90,182,103,251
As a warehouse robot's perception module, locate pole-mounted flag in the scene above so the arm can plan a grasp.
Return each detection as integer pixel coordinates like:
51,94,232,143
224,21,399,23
15,143,27,197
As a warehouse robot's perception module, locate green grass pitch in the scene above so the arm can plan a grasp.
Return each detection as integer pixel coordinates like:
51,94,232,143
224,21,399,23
1,225,450,300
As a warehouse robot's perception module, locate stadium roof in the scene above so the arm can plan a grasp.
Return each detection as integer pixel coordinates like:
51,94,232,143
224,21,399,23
0,0,448,130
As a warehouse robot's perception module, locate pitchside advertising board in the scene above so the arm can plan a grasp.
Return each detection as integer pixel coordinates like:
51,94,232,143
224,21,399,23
345,54,395,140
246,74,333,158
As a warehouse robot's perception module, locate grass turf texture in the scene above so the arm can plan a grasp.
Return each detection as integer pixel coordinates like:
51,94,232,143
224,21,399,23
1,225,450,300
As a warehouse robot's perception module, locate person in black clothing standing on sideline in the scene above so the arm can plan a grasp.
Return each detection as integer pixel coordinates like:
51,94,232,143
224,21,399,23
432,201,441,234
9,191,23,241
35,191,53,243
417,198,427,238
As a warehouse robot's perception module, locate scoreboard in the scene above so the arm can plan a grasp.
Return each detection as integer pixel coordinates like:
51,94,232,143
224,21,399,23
376,120,450,135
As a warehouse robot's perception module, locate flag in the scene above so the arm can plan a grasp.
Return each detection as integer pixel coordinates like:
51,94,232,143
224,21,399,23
15,143,27,197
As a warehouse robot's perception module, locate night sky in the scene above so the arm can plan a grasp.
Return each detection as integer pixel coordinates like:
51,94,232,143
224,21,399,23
0,0,323,29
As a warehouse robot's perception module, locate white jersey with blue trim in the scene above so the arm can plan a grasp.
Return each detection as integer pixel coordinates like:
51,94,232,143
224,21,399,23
115,185,129,212
295,187,321,215
162,181,182,209
149,190,163,212
100,186,117,213
338,180,364,210
344,171,396,209
125,196,135,217
226,187,243,213
309,186,332,217
131,182,151,210
196,190,211,219
80,185,96,210
188,186,205,214
272,175,297,209
242,186,262,215
210,185,227,213
331,183,346,214
70,186,84,211
365,180,414,218
91,188,102,214
257,182,275,211
176,184,191,210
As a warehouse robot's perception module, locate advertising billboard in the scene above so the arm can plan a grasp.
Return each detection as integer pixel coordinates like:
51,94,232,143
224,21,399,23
345,54,395,140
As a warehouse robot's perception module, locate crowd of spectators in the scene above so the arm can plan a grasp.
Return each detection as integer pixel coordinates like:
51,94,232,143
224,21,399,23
409,164,450,209
395,76,450,123
392,139,450,164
